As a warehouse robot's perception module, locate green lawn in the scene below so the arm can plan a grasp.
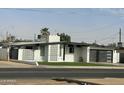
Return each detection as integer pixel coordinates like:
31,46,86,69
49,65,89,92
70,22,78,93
38,62,115,66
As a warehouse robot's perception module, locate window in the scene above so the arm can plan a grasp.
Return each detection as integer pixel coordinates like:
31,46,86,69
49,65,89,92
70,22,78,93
40,46,45,56
69,45,74,53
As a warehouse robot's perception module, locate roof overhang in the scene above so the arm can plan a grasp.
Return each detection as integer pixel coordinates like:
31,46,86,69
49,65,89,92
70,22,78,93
10,41,89,46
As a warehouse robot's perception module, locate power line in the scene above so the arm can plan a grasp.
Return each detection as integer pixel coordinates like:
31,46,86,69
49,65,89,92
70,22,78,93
97,32,118,43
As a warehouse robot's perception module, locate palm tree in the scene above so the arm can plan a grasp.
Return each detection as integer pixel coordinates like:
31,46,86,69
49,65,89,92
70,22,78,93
40,27,50,36
37,27,50,42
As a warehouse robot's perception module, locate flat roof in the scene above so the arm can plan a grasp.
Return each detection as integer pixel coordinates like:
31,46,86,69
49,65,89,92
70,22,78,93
7,42,117,50
10,41,89,46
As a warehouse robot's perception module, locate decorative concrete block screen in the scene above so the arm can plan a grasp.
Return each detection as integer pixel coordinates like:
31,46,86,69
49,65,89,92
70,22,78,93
22,49,34,60
0,48,8,60
50,45,58,61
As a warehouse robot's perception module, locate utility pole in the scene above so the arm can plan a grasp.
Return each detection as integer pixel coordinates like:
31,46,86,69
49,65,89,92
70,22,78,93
34,34,36,42
6,31,8,41
118,28,122,48
95,40,97,44
119,28,121,42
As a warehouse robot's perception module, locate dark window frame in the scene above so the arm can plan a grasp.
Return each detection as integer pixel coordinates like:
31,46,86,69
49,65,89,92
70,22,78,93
68,45,74,53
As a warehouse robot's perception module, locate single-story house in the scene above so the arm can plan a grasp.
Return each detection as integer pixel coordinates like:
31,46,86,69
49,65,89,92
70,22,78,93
7,35,124,64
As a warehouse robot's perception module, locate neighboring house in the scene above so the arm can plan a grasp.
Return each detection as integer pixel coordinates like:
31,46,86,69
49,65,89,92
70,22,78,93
7,35,124,64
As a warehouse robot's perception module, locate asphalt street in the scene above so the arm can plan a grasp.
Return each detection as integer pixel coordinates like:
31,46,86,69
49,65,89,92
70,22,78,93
0,68,124,79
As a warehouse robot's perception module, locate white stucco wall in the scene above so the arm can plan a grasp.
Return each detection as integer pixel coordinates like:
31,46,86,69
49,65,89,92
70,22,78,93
18,49,23,60
64,46,90,63
81,46,90,63
113,50,120,63
74,47,82,62
57,44,64,62
45,45,48,61
65,54,74,62
64,45,74,62
48,45,51,62
34,50,41,61
57,45,89,62
34,45,48,62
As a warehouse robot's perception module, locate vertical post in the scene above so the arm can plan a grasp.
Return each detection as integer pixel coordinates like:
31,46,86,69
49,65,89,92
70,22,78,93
63,44,65,61
7,46,10,61
6,31,8,42
119,28,121,42
34,34,37,42
86,47,90,63
118,28,122,47
96,50,99,62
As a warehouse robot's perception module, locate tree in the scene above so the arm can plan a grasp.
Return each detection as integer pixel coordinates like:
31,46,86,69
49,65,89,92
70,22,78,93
37,27,50,40
107,43,116,47
57,33,71,42
40,27,50,36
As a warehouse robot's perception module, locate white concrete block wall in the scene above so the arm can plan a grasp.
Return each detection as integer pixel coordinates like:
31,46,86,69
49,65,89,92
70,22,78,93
18,49,34,60
0,48,8,60
48,44,60,62
22,49,34,60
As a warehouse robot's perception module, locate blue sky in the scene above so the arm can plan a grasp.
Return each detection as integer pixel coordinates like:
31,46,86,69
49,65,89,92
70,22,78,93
0,8,124,44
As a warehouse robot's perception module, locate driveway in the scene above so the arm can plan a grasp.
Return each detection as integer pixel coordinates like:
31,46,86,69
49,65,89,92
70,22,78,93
0,61,35,68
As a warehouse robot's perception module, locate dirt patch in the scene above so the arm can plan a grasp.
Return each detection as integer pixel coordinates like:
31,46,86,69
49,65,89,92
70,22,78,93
0,79,77,85
0,61,35,68
78,78,124,85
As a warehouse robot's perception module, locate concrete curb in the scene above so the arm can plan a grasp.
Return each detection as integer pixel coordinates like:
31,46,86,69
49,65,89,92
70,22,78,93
37,65,124,69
